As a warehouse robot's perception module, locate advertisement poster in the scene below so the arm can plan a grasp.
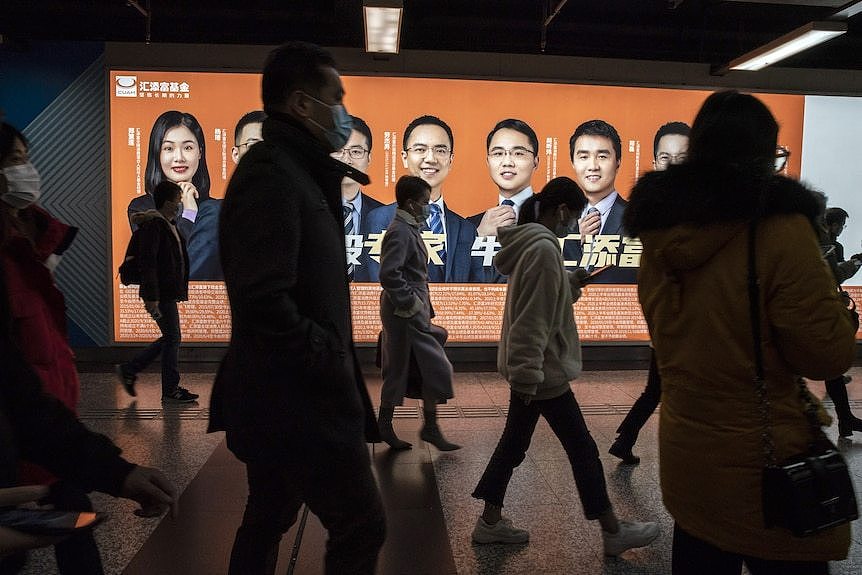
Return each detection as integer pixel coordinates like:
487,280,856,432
109,71,805,343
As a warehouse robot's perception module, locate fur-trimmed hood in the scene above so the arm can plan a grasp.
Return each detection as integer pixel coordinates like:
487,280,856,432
625,165,825,235
623,165,826,273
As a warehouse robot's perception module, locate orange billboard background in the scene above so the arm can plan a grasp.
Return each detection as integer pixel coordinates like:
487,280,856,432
109,70,804,343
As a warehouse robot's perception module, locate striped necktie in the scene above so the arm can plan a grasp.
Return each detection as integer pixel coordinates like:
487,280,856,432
343,203,355,280
427,203,446,282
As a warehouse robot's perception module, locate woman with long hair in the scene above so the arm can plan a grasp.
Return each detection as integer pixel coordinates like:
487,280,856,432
626,91,856,573
127,110,210,233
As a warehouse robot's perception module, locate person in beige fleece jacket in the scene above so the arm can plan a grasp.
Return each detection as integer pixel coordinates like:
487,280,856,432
470,177,660,557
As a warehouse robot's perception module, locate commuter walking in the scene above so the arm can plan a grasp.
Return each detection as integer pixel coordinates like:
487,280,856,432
116,180,198,403
208,41,385,575
378,175,459,451
471,177,660,556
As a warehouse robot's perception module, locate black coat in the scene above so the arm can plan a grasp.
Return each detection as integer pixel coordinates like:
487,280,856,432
130,211,189,302
208,114,379,462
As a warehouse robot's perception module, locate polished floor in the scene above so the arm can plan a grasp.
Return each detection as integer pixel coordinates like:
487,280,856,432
17,366,862,574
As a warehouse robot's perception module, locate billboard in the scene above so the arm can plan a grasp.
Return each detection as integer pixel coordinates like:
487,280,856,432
109,70,806,344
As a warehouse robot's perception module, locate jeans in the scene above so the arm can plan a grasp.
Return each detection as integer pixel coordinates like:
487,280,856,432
672,523,829,574
472,388,611,519
125,299,181,394
229,441,386,575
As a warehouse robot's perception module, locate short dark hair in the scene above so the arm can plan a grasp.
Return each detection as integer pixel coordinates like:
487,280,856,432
653,121,690,158
486,119,539,155
826,207,850,226
351,115,372,153
402,115,454,153
262,41,337,114
395,175,431,207
0,122,27,165
569,119,621,163
518,177,587,225
234,110,266,145
144,110,210,200
153,180,181,210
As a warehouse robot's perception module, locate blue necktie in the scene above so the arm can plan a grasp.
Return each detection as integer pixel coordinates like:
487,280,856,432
343,204,354,280
428,204,446,282
501,199,515,207
429,204,446,264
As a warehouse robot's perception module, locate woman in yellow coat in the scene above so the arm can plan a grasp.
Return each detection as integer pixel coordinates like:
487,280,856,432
625,91,857,574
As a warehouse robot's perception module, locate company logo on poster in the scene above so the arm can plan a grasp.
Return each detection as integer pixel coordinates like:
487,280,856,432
115,76,137,97
136,80,191,99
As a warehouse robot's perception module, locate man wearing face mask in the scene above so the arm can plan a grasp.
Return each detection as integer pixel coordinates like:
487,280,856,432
377,175,459,451
208,42,385,575
0,121,81,410
117,180,197,404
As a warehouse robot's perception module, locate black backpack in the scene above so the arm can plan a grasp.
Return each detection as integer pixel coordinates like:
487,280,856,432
118,229,143,285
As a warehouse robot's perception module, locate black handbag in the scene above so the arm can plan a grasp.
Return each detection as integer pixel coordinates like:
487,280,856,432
747,220,859,537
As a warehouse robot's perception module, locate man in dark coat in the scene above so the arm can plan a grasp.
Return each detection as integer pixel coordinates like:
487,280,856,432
116,180,198,403
208,41,385,575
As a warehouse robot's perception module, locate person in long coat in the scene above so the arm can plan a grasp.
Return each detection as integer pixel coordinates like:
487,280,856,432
625,90,857,573
378,175,459,451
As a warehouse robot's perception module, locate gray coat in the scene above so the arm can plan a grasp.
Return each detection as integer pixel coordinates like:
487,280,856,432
379,209,454,406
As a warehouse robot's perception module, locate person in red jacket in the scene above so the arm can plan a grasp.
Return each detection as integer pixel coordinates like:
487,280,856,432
0,121,99,573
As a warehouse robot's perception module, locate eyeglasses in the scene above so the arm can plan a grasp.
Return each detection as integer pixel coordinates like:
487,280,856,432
774,146,791,173
488,147,535,162
331,147,369,160
655,153,688,167
405,145,451,159
237,138,263,149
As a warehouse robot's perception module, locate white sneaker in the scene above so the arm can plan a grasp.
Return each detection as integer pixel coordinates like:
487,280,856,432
602,520,660,556
472,516,529,544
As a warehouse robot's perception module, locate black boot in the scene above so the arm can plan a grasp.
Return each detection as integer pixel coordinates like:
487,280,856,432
420,410,461,451
609,434,640,465
378,406,412,449
826,376,862,437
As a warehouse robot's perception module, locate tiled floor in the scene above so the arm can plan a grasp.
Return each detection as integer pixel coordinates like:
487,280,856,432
16,367,862,574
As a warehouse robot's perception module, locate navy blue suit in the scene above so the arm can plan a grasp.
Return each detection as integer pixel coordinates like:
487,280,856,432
351,192,384,283
187,198,223,281
364,202,483,283
564,194,637,284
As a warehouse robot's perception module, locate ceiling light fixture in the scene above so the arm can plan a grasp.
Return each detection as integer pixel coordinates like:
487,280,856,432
363,0,403,54
725,21,847,72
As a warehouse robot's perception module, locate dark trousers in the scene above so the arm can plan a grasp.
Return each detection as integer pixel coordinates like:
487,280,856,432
672,523,829,574
615,348,662,446
125,299,180,394
825,376,853,423
472,389,611,519
229,441,386,575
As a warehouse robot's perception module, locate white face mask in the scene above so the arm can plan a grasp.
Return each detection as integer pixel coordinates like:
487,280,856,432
1,162,42,208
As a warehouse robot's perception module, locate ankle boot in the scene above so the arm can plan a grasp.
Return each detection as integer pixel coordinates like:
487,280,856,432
420,410,461,451
378,406,412,449
838,416,862,438
609,435,640,465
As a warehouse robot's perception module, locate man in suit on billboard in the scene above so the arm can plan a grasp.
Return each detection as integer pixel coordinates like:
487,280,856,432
569,119,636,284
364,115,482,282
332,115,383,282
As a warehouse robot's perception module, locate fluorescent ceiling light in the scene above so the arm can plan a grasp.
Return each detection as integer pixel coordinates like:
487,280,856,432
728,21,847,71
364,1,403,54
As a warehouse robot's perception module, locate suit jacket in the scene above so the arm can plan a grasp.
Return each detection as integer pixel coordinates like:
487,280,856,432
208,114,379,462
187,198,223,281
127,194,193,239
364,201,483,283
351,191,384,282
564,194,637,284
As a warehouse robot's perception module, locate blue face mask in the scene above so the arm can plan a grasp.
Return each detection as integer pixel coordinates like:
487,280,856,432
304,93,352,151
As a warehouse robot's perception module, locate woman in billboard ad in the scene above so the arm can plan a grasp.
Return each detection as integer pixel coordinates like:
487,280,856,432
127,110,211,237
